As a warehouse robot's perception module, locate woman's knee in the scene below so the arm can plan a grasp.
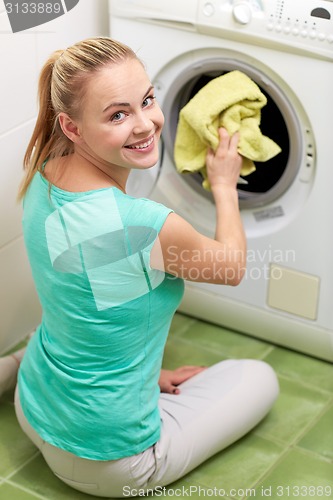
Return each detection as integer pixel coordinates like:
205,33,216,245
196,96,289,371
243,359,280,409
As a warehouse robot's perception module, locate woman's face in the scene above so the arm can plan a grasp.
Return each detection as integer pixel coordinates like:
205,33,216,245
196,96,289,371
75,58,164,172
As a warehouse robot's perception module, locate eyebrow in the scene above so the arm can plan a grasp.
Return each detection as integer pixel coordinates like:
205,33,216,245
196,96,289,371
103,85,154,113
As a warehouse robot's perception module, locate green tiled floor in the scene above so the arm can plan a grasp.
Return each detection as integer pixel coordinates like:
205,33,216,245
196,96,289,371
1,312,332,499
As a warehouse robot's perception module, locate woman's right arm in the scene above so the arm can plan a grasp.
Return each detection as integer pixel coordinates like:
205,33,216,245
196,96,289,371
151,128,246,286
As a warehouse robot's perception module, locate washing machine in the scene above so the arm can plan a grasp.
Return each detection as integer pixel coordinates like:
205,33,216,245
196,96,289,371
109,0,333,362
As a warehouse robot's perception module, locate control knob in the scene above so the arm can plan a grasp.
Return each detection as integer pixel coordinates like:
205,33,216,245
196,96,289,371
233,2,252,24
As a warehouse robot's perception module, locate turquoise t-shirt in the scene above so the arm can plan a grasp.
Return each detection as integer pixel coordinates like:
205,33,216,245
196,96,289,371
18,172,184,460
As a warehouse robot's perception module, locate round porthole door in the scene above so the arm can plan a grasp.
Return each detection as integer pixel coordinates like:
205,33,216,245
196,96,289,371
158,51,313,210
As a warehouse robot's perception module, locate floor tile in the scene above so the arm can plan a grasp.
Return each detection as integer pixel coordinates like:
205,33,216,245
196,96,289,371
168,312,197,337
264,347,333,394
0,403,38,479
162,336,225,370
182,434,284,498
255,448,333,499
0,387,16,404
0,482,40,499
4,339,29,356
175,319,272,359
254,376,332,444
297,402,333,461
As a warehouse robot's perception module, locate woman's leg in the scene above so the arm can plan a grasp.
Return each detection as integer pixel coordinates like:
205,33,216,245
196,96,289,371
14,359,279,497
14,385,157,498
0,331,35,398
0,348,26,398
150,359,279,487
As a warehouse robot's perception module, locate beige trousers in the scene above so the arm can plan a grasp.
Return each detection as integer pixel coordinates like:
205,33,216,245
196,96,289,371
15,359,279,498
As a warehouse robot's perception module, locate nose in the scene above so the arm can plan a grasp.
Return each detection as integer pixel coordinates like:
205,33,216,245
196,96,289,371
132,110,154,135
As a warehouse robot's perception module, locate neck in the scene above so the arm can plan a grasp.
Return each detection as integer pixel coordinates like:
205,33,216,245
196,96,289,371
73,148,129,193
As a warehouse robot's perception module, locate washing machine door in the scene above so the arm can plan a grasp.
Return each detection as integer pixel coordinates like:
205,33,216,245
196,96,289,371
160,51,313,210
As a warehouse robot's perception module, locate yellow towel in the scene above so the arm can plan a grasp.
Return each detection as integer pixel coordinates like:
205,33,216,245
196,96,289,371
174,70,281,190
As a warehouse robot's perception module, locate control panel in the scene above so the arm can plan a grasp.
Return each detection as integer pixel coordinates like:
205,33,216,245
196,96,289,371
197,0,333,60
109,0,333,60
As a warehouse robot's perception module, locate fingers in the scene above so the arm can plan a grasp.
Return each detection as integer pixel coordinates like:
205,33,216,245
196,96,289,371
163,382,180,395
230,130,240,146
218,126,231,145
160,366,207,395
206,128,240,164
216,128,239,152
206,128,230,165
205,128,242,189
165,369,203,395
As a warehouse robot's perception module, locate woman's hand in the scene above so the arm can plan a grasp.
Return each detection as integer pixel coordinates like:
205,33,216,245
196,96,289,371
159,366,206,395
206,127,242,191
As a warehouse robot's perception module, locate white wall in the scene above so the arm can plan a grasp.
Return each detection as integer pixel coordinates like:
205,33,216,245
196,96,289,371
0,0,109,354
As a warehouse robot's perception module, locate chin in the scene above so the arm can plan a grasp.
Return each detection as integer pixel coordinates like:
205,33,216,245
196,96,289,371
135,161,158,171
139,153,160,170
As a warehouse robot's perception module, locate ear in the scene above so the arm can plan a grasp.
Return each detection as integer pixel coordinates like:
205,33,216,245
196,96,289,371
58,113,82,144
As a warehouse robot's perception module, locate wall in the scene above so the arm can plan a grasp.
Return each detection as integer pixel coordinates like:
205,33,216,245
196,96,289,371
0,0,109,354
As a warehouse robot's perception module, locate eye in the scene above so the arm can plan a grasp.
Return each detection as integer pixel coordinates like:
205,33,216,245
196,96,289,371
142,95,156,108
111,111,126,122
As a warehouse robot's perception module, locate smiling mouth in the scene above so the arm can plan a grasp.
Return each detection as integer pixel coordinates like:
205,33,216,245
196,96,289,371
125,136,154,150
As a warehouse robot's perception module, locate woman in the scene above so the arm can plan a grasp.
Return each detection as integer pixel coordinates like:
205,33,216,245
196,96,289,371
10,37,278,497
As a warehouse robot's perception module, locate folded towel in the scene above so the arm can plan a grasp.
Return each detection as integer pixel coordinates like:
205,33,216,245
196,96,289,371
174,70,282,190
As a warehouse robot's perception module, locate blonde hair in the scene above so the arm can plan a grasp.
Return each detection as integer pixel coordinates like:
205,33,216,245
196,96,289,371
18,37,139,200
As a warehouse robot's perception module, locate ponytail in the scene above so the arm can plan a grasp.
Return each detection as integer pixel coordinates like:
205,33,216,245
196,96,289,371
18,50,68,200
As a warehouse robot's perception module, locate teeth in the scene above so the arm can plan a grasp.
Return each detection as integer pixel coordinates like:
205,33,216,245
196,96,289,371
127,137,153,149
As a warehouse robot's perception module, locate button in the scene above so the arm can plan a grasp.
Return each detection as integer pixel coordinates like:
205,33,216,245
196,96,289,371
267,22,274,30
275,24,282,32
327,34,333,43
317,33,326,41
309,30,316,39
203,2,215,16
301,29,308,37
233,3,252,24
292,28,299,35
